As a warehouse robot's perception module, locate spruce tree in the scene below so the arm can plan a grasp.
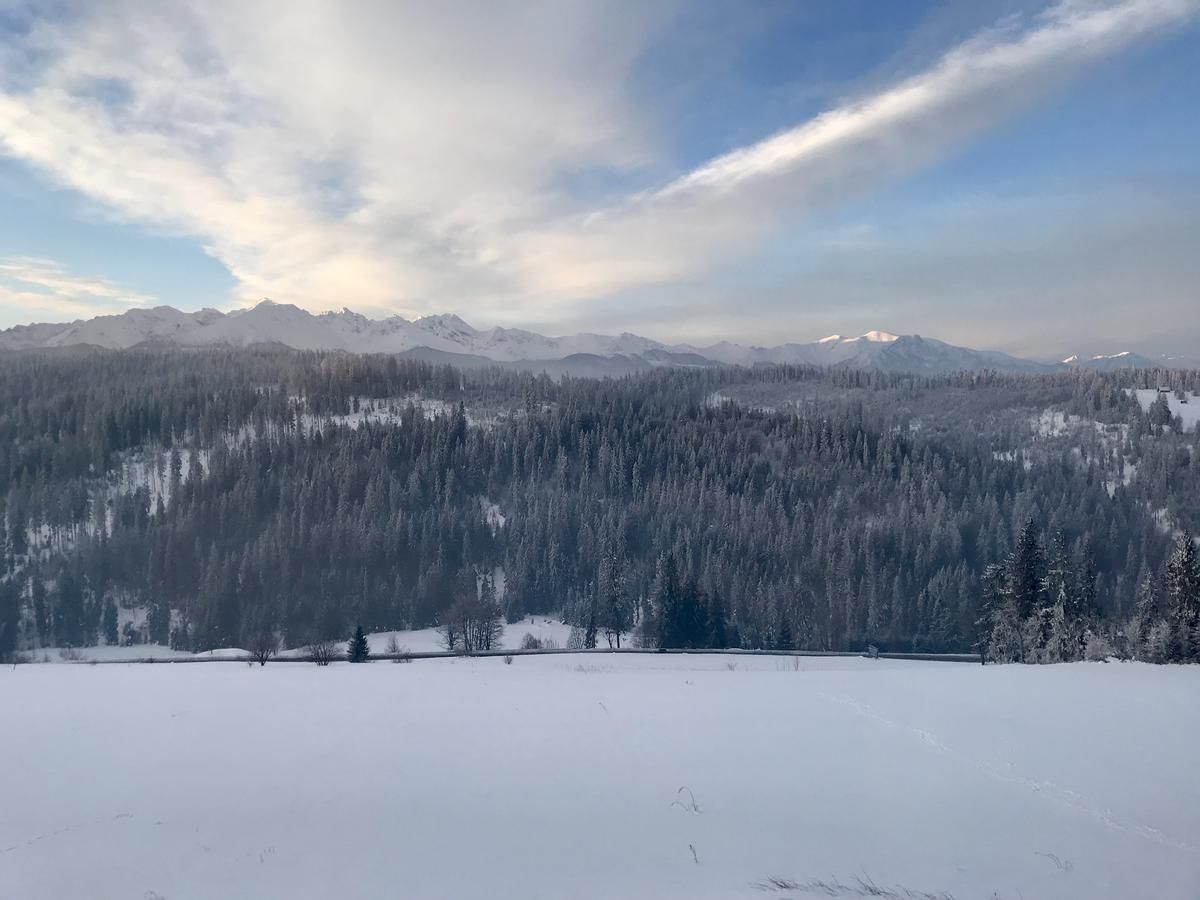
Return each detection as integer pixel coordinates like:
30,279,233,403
0,579,18,661
649,554,680,649
988,599,1024,663
1008,519,1045,621
679,578,707,649
775,602,794,651
1165,533,1200,661
977,563,1009,659
583,598,598,649
1043,531,1070,614
102,599,119,646
706,589,729,649
56,570,85,648
1129,573,1159,660
348,623,370,663
602,572,631,649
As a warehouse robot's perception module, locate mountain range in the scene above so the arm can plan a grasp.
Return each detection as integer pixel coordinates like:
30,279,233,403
0,301,1189,375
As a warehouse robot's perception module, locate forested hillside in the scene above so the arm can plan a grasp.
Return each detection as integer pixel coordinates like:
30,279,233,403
1,348,1198,661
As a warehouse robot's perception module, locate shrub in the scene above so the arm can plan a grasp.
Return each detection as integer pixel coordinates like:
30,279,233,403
309,639,338,666
248,631,279,666
503,655,514,665
1145,621,1172,663
385,634,412,662
519,633,542,650
1084,631,1116,662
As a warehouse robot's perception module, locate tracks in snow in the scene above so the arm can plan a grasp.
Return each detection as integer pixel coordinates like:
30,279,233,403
0,812,133,856
817,691,1197,858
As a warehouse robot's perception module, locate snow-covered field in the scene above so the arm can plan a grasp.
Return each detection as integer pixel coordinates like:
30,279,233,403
28,616,570,662
2,656,1196,900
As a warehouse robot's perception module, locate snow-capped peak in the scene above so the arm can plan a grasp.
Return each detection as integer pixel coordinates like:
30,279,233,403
416,313,475,333
0,306,1098,374
1062,354,1079,364
840,330,900,343
858,330,900,343
1091,351,1131,360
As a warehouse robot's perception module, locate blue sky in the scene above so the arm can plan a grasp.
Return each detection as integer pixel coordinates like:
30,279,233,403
0,0,1196,357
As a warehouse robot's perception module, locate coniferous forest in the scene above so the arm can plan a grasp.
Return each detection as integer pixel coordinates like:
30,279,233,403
1,347,1198,662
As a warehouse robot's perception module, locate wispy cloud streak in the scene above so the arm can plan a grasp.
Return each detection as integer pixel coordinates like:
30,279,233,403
0,257,154,304
511,0,1198,299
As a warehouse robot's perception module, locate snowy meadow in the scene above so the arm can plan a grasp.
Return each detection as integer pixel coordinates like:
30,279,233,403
2,655,1197,900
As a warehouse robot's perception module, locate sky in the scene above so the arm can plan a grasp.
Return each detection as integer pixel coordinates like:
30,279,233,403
0,0,1197,358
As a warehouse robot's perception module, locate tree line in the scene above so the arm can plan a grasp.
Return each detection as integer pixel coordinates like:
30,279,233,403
1,347,1197,662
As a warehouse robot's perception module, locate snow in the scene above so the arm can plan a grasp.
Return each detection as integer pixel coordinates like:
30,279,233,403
298,395,456,432
481,498,507,531
109,446,208,513
300,617,570,656
844,329,900,343
32,306,223,350
0,302,1178,376
0,305,990,373
1034,409,1072,437
1132,388,1200,432
23,644,250,663
806,331,900,346
29,617,573,662
2,657,1196,900
0,300,671,362
1029,408,1128,443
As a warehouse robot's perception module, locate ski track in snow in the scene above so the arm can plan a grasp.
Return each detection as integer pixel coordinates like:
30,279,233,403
0,812,133,857
817,691,1198,858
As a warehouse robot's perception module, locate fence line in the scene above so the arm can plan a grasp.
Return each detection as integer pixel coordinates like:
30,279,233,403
65,646,982,665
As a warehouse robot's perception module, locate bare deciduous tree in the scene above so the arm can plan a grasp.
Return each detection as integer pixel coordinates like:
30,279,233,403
440,568,505,653
439,616,460,653
309,638,338,666
248,630,279,666
384,633,411,662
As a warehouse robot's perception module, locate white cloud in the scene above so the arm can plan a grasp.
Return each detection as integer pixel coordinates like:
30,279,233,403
660,1,1192,201
0,256,156,322
0,0,673,316
0,0,1195,328
502,0,1199,307
0,256,154,303
0,283,108,322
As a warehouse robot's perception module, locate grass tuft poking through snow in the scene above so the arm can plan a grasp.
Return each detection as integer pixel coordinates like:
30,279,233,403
754,875,958,898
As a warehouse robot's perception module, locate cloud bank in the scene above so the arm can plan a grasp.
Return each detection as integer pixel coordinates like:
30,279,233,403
0,0,1195,333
